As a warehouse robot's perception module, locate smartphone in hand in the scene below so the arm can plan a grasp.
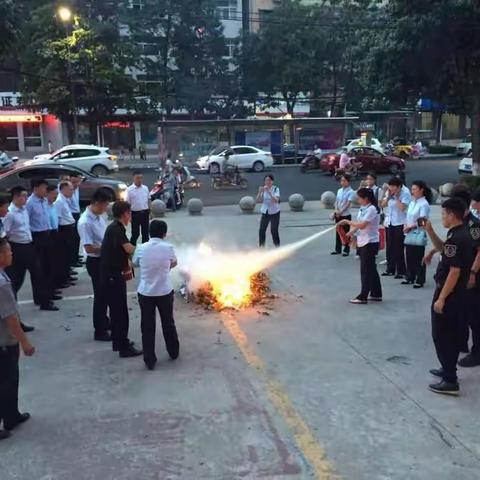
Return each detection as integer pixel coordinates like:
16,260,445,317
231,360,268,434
417,217,427,227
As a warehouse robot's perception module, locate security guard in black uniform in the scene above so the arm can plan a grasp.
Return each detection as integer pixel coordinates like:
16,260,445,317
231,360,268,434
449,186,480,367
423,198,472,395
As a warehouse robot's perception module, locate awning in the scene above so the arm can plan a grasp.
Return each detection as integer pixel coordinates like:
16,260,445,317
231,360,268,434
0,111,42,123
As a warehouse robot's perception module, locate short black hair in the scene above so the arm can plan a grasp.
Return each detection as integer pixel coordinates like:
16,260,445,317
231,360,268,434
149,219,167,238
91,188,112,204
0,194,10,207
9,185,27,197
366,172,377,181
69,172,82,178
264,174,274,181
388,176,403,187
112,201,131,219
340,174,351,183
47,185,58,193
451,184,471,207
132,171,142,177
442,197,467,220
59,181,71,191
31,178,48,189
472,187,480,203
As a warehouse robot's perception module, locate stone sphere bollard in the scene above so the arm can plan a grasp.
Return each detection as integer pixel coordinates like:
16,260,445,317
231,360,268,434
440,183,454,197
320,191,336,209
150,199,166,218
239,196,255,213
430,188,440,204
187,198,203,215
288,193,305,212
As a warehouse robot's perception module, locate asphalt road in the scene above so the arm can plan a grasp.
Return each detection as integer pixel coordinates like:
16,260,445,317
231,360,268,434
115,156,461,207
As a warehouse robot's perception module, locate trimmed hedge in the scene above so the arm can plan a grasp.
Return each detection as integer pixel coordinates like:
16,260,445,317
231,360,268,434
427,145,457,154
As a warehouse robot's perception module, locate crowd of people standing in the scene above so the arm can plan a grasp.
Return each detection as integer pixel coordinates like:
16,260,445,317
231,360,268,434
332,173,480,395
0,171,181,440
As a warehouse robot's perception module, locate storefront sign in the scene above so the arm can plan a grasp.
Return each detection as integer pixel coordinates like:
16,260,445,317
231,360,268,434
354,122,375,131
0,92,24,108
104,121,132,129
0,113,42,123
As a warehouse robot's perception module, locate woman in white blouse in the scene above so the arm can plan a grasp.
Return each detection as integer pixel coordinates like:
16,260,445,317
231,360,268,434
403,180,432,288
257,174,280,247
340,188,382,304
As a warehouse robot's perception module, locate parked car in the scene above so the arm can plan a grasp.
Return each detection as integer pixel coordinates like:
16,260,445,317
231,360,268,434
345,137,384,152
458,153,473,174
0,164,128,206
196,145,274,174
26,144,119,176
317,147,405,175
456,136,472,156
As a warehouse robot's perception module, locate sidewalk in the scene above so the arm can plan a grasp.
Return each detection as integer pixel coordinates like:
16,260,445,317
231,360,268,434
2,203,479,480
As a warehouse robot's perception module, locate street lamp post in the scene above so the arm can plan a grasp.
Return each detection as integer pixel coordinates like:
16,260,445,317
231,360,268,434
58,6,79,143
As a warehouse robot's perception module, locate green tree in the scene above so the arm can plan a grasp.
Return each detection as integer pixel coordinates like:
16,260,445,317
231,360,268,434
364,0,480,173
20,1,137,142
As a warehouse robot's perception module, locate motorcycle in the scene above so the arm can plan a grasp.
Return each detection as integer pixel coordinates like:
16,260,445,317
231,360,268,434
211,166,248,190
150,175,184,209
180,166,200,189
300,149,323,173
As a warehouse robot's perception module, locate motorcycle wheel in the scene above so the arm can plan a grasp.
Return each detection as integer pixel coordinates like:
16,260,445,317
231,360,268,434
239,179,248,189
213,179,222,190
300,165,307,174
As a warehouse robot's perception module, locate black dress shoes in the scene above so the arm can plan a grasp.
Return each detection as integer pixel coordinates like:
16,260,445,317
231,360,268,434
51,294,63,301
4,412,31,431
40,302,59,312
94,332,112,342
119,345,143,358
21,323,35,333
145,361,156,370
0,429,11,440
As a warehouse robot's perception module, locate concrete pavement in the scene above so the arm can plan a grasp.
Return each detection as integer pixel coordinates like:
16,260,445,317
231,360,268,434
1,202,480,479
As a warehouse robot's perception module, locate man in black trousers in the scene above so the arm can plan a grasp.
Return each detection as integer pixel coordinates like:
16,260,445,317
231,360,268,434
424,198,472,395
0,238,35,440
133,220,179,370
26,179,58,311
78,188,111,342
100,201,142,358
125,171,150,245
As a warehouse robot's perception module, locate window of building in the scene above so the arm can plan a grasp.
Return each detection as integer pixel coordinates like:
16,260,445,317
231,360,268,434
23,123,42,147
222,41,236,58
216,0,237,20
0,122,19,150
130,0,144,10
258,9,273,27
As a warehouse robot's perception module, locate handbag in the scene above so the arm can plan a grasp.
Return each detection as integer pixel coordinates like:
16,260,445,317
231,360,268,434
404,228,427,247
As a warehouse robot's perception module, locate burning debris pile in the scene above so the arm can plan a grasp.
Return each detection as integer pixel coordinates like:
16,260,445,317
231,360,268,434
192,271,271,311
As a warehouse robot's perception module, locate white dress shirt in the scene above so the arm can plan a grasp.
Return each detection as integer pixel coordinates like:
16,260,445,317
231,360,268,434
356,204,380,247
126,184,150,211
68,188,80,214
133,238,176,296
55,194,75,226
335,186,355,216
405,197,430,228
385,186,411,226
77,207,107,258
3,204,32,244
260,186,280,215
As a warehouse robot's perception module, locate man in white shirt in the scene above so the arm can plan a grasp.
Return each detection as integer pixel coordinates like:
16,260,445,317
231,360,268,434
125,171,150,245
78,188,111,342
55,181,76,287
132,220,179,370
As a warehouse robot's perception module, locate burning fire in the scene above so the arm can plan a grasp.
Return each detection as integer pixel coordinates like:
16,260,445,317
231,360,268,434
176,227,335,311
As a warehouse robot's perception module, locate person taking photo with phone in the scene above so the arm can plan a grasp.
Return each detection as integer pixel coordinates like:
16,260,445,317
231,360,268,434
403,180,432,288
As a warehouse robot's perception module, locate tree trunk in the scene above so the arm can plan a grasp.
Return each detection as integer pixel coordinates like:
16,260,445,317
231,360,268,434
434,111,443,145
330,62,338,116
472,93,480,176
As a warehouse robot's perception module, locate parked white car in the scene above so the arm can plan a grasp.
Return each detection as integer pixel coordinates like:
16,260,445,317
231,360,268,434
456,136,472,156
345,137,384,152
196,146,274,174
458,153,473,174
26,144,119,176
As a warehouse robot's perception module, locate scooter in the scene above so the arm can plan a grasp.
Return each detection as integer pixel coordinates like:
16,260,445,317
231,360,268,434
211,166,248,190
150,176,184,209
300,150,323,173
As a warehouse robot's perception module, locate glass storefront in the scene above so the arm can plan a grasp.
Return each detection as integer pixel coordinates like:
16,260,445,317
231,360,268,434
23,123,42,147
0,122,19,150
